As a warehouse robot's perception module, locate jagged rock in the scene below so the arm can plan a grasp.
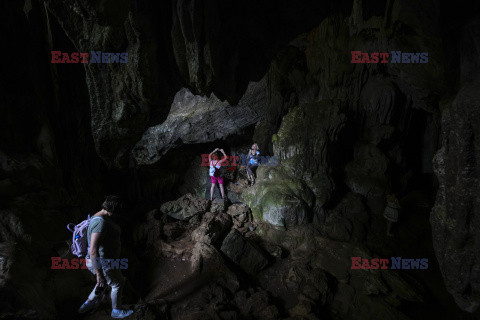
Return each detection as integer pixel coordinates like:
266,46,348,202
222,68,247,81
191,212,232,247
288,294,316,318
132,80,269,166
163,222,185,241
234,289,279,320
227,203,252,229
261,242,284,260
160,194,209,221
210,198,228,214
243,101,345,227
431,72,480,312
220,229,269,275
190,242,239,295
133,209,164,247
227,203,250,218
344,143,389,197
321,193,368,242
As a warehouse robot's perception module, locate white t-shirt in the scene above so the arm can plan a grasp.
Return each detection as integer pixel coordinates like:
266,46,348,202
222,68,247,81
209,160,221,176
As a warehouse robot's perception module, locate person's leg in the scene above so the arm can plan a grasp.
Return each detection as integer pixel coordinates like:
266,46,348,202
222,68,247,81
210,183,215,200
246,163,252,181
103,268,133,318
79,259,105,313
386,221,394,236
210,176,216,200
103,268,125,310
251,165,258,185
218,177,225,199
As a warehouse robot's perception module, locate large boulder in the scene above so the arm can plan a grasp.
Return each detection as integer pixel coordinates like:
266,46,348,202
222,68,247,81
160,194,209,221
132,80,269,166
220,229,269,275
191,212,232,247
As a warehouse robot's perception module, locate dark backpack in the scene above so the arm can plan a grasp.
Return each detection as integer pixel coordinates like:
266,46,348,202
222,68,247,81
213,165,224,177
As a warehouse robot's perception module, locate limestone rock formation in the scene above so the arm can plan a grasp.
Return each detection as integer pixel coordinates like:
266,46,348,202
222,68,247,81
431,74,480,312
160,193,209,220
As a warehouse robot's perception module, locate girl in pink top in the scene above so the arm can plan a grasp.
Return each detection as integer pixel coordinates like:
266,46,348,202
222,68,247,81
209,148,228,201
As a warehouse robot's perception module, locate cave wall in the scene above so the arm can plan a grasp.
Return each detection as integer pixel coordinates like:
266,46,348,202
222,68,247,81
0,0,114,317
2,0,480,317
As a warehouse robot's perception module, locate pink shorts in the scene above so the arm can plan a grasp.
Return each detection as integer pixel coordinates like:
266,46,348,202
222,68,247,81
210,176,223,184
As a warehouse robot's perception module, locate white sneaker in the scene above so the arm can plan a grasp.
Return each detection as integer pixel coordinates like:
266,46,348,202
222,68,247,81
111,308,134,318
78,300,97,314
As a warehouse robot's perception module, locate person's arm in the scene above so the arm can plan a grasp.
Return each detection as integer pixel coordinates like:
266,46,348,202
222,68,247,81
89,232,106,288
209,148,218,162
218,149,228,165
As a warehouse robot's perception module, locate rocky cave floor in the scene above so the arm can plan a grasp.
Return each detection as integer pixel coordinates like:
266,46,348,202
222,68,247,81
52,172,480,320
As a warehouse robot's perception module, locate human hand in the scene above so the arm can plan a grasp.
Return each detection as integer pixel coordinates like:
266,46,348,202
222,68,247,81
96,273,106,288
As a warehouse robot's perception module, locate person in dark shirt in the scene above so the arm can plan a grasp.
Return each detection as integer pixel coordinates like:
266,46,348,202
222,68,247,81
78,196,133,319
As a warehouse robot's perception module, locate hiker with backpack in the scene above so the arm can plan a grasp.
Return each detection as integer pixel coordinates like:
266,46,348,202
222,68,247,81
72,195,134,318
209,148,228,201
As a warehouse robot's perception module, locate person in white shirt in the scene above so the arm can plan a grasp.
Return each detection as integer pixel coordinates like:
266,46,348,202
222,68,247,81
208,148,228,201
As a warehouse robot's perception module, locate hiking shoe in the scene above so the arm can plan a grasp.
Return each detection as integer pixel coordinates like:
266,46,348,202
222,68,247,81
111,308,134,318
78,300,97,314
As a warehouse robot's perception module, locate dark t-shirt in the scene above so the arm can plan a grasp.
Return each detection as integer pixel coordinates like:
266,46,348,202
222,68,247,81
86,216,121,259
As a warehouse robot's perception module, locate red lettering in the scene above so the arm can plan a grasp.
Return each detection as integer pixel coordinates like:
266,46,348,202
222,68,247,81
221,157,229,166
51,257,62,269
379,52,389,63
70,52,79,63
351,257,362,269
61,52,71,63
361,52,370,63
51,51,62,63
351,51,362,63
201,154,209,166
361,258,371,269
229,155,239,166
80,259,88,269
370,52,379,63
79,53,89,63
61,258,71,269
370,258,379,269
379,258,389,269
70,258,79,269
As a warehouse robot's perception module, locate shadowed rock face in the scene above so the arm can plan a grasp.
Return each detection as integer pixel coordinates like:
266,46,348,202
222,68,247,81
431,74,480,313
430,18,480,313
45,0,348,168
132,79,268,166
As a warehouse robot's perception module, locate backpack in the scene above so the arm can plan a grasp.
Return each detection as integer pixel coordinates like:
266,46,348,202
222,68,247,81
67,215,94,257
212,160,224,177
